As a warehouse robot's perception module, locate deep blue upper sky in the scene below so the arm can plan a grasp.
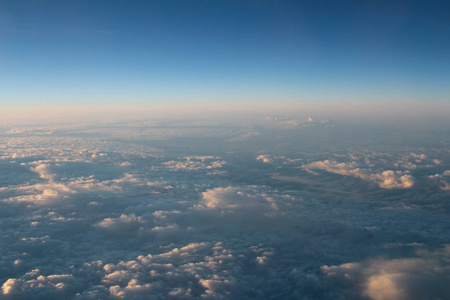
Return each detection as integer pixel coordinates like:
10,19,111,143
1,0,449,107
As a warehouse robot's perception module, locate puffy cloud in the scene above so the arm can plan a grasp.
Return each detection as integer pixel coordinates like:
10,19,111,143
0,136,160,163
197,186,279,211
5,181,74,204
2,171,151,204
163,156,226,172
256,155,273,163
30,163,56,180
427,170,450,191
151,224,179,233
199,187,243,209
433,159,442,165
96,214,145,230
322,246,450,300
440,182,450,191
409,153,427,161
372,170,415,189
1,269,77,299
69,242,244,299
303,160,415,189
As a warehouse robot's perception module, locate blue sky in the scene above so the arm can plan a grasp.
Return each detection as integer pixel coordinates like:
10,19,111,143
1,0,449,108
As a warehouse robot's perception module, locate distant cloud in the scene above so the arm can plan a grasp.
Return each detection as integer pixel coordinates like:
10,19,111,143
197,186,279,211
163,156,226,172
440,182,450,191
409,153,426,161
227,130,260,142
428,170,450,191
96,214,145,230
303,160,415,189
5,127,54,135
2,171,150,204
256,155,273,163
263,116,330,129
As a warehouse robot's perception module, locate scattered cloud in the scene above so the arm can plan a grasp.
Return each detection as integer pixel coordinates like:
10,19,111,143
96,214,145,230
30,163,56,180
263,116,330,129
2,172,148,204
163,156,226,173
5,127,54,135
303,160,415,189
197,186,279,212
2,269,77,299
256,155,273,163
0,118,449,299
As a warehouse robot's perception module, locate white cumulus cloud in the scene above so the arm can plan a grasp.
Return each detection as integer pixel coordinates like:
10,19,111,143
303,160,415,189
322,245,450,300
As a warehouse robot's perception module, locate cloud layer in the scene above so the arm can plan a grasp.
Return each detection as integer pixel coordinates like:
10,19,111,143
0,117,449,299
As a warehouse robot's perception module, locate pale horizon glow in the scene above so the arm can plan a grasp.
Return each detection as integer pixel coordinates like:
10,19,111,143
2,101,449,127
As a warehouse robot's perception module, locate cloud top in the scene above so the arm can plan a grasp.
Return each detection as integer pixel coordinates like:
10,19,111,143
323,246,450,300
304,160,415,189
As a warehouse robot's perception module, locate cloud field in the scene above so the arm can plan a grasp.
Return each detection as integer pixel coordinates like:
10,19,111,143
0,117,449,299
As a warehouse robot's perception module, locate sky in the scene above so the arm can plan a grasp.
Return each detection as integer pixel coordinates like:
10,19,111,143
1,0,449,113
